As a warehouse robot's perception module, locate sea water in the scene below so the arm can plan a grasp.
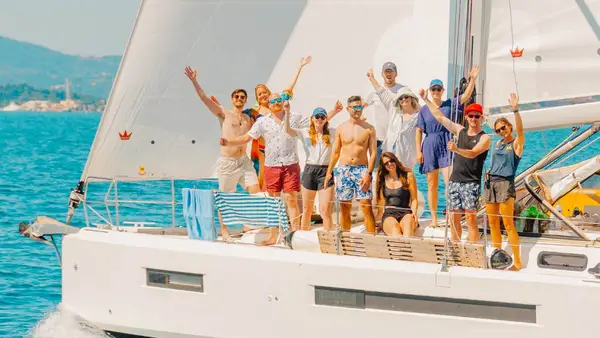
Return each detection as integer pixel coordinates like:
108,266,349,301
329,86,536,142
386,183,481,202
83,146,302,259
0,111,597,337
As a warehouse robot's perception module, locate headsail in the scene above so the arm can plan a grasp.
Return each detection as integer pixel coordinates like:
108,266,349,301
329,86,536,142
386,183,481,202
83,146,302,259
483,0,600,131
81,0,466,181
533,155,600,203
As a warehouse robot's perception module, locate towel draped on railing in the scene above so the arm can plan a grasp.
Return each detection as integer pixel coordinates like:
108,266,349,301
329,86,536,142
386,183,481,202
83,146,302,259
182,188,218,241
213,191,289,232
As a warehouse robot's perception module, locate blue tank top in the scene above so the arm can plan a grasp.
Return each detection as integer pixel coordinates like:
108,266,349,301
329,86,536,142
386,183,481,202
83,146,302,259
489,139,521,182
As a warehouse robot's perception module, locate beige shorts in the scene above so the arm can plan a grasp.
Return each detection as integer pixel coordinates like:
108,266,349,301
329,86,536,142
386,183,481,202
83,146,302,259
216,156,259,192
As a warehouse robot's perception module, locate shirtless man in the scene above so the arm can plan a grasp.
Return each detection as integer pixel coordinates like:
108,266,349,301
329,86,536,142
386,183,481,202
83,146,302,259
324,95,377,234
184,66,260,239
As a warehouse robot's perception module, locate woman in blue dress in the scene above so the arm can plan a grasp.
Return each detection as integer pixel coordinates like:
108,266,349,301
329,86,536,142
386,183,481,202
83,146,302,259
415,66,479,226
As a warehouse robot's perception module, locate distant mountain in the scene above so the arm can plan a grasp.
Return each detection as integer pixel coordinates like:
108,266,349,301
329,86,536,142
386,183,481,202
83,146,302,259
0,36,121,99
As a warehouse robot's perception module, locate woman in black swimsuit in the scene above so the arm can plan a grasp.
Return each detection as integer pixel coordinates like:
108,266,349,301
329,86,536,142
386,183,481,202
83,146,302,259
375,152,419,237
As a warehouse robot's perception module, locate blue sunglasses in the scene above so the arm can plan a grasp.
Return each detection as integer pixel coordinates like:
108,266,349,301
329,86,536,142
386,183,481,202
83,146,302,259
351,105,364,111
269,97,283,104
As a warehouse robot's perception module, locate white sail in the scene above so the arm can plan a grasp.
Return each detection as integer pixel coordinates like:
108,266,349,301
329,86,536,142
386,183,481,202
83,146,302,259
483,0,600,130
81,0,461,181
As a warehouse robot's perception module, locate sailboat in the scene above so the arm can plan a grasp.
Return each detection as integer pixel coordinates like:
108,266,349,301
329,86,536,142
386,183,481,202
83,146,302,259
20,0,600,337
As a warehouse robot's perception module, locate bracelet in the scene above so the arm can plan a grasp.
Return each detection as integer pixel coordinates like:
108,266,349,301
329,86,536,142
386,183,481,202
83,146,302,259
512,109,519,113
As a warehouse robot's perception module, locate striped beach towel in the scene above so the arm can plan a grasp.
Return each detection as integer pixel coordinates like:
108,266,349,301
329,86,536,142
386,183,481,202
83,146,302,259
213,191,289,232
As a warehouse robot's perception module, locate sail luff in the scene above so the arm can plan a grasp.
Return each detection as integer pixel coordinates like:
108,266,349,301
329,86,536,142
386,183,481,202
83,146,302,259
80,0,146,182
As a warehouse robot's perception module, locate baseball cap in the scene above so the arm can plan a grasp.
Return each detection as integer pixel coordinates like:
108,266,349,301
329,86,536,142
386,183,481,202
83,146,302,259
382,62,397,73
429,79,444,88
312,107,327,116
465,103,483,115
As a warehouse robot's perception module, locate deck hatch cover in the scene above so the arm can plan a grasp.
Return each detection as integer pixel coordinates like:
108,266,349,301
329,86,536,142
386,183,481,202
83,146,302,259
146,268,204,292
315,286,536,323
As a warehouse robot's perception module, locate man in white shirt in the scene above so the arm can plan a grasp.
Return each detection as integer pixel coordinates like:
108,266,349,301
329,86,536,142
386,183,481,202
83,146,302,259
221,92,303,245
365,62,405,166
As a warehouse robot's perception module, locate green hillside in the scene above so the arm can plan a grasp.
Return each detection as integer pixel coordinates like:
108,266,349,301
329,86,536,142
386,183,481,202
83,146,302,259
0,36,120,99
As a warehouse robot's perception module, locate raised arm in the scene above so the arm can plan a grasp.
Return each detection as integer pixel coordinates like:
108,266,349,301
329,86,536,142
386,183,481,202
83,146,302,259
287,56,312,93
366,68,395,108
184,66,225,119
326,100,344,121
283,103,297,137
448,134,490,159
419,88,463,136
459,65,480,105
509,93,525,157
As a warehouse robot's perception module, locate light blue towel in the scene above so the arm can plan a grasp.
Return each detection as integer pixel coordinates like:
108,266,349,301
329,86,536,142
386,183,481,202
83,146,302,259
182,188,218,240
213,191,289,232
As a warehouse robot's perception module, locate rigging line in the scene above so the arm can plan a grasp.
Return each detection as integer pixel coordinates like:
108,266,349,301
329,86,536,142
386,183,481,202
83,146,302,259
507,0,520,96
550,134,600,169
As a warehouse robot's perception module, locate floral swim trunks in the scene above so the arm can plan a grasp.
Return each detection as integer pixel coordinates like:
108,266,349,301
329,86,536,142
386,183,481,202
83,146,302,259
335,164,373,201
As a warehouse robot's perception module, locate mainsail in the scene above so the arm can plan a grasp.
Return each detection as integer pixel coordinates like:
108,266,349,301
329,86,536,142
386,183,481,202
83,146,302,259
80,0,464,181
482,0,600,131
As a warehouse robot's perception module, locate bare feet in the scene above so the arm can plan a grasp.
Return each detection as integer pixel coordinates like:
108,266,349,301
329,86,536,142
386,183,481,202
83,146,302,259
222,231,234,243
257,237,278,246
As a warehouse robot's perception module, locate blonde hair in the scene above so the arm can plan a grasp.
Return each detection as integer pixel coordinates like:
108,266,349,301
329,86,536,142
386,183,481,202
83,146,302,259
254,84,271,106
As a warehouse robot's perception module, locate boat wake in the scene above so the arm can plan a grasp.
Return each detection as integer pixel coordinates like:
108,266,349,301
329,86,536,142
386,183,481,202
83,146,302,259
30,304,109,338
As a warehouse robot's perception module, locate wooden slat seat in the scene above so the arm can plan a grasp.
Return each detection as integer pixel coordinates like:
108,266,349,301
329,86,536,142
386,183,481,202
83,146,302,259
317,230,485,268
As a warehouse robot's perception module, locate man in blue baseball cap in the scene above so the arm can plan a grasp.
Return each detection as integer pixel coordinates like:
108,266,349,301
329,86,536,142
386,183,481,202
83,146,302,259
365,61,405,168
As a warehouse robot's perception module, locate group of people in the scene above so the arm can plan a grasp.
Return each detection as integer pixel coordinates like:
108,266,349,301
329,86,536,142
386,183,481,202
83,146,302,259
184,57,525,270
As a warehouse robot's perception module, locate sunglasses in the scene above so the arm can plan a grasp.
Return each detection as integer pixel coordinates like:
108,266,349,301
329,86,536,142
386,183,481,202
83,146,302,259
398,95,411,101
269,97,283,104
495,125,507,133
351,105,364,111
383,160,395,167
430,87,443,92
313,114,326,120
234,95,246,100
467,114,481,119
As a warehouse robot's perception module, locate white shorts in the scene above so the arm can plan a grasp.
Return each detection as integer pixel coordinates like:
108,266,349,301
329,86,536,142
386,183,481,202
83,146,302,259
216,156,259,192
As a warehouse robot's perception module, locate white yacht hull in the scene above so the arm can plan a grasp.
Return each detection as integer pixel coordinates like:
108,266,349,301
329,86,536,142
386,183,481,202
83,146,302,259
61,228,600,338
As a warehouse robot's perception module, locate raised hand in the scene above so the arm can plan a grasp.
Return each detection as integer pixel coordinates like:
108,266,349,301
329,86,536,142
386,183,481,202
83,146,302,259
333,100,344,113
419,88,428,101
367,68,374,79
184,66,197,81
469,65,480,80
300,56,312,68
508,92,519,110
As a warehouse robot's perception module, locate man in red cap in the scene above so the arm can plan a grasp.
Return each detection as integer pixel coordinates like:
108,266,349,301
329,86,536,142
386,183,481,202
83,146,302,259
419,90,490,242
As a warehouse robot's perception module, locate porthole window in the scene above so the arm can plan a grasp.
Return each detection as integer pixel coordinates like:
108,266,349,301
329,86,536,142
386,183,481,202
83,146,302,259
146,269,204,292
537,251,587,271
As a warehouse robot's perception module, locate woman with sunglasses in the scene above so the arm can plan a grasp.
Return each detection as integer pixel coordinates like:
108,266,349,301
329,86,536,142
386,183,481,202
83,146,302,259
246,56,312,190
374,152,419,236
485,93,524,270
415,66,480,227
293,103,343,230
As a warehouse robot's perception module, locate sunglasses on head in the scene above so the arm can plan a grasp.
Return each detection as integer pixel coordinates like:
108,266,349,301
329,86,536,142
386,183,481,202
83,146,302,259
313,114,326,120
351,105,364,111
430,87,443,92
234,94,246,100
269,97,283,104
495,125,507,133
467,114,481,119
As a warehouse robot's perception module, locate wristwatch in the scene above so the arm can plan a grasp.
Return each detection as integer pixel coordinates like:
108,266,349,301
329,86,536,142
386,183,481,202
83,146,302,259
367,171,373,177
512,109,519,113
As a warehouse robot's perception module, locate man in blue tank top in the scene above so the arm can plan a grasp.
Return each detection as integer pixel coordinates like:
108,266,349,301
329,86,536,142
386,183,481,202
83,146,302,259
419,89,490,243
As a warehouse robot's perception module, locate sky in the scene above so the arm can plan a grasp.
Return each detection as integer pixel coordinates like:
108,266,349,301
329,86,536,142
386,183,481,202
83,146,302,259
0,0,140,56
